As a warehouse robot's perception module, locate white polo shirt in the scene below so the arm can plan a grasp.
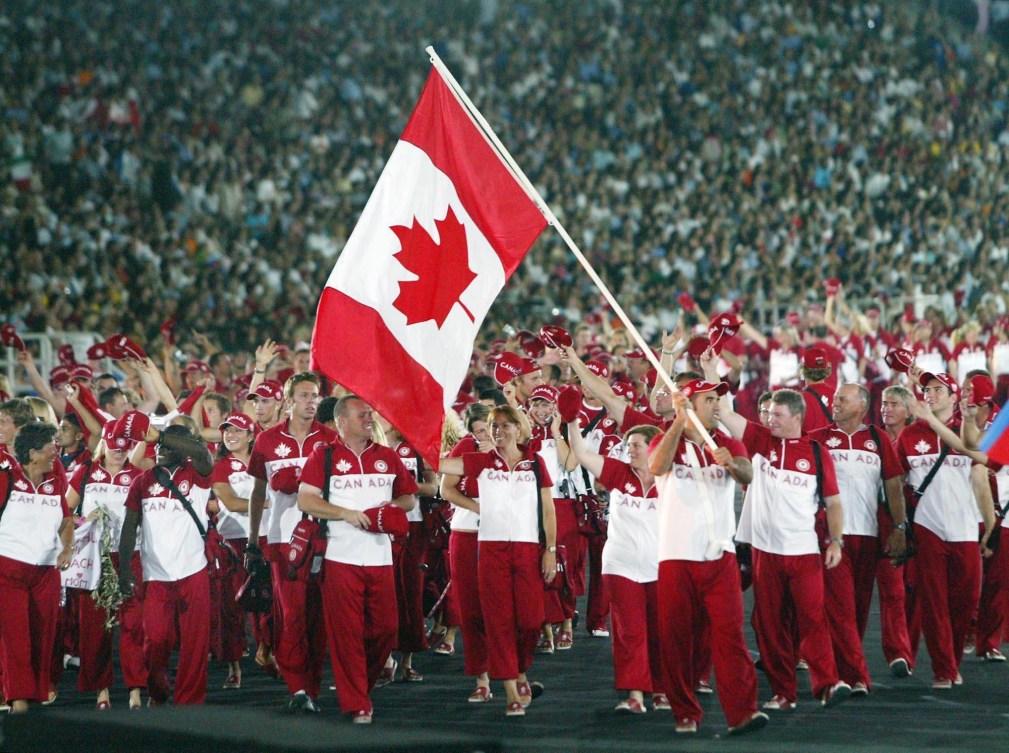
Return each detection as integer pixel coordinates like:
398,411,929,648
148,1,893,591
463,448,552,544
597,457,658,582
447,434,480,531
210,456,254,540
70,461,143,551
125,461,211,582
299,438,417,567
0,465,70,566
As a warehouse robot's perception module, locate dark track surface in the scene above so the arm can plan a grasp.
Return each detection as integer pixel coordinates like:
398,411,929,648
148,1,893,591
3,589,1008,753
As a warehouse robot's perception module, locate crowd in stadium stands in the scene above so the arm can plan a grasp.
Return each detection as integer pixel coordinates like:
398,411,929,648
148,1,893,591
2,0,1009,359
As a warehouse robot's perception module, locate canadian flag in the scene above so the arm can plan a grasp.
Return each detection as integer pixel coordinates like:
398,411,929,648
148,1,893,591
311,68,547,466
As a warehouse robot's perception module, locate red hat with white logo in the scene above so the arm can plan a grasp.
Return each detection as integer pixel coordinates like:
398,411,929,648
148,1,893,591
58,344,77,366
918,371,959,395
183,360,212,375
49,365,72,388
803,347,828,369
968,374,995,406
250,380,284,401
220,413,255,432
529,385,559,404
611,382,636,401
624,348,648,360
679,378,729,399
104,334,147,361
86,342,107,360
884,347,914,374
707,313,742,353
539,325,572,349
584,360,610,379
517,330,545,359
494,352,539,385
686,336,710,359
71,364,94,382
102,421,131,451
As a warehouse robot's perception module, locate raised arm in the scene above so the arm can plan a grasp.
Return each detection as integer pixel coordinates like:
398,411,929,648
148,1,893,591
739,319,768,351
700,349,747,439
973,464,997,556
562,346,628,423
564,419,604,478
17,350,65,416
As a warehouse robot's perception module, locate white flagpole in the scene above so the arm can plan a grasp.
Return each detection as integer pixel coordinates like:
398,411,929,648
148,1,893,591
426,46,716,448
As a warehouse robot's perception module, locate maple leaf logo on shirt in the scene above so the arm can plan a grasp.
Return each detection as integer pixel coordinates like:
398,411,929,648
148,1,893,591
0,460,9,470
274,443,292,459
231,460,244,471
90,468,108,482
391,207,477,328
914,439,932,454
826,437,842,448
335,459,352,473
13,479,28,491
624,483,636,494
147,482,165,496
769,450,778,463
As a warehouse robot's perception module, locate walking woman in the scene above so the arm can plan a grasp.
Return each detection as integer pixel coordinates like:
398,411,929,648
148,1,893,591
0,422,74,713
439,405,557,717
66,422,145,709
566,422,665,714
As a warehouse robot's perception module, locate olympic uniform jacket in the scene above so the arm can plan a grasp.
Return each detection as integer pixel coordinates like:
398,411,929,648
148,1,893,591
210,455,254,540
299,438,418,567
70,461,143,551
736,422,840,555
247,420,338,546
462,447,552,544
0,463,70,567
597,457,658,581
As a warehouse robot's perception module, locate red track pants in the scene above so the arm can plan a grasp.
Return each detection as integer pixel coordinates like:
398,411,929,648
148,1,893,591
478,541,542,680
449,531,488,676
0,558,60,703
143,568,210,704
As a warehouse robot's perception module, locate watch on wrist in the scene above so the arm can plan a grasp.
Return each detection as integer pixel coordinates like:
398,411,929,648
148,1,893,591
546,546,557,553
830,537,844,548
894,522,908,532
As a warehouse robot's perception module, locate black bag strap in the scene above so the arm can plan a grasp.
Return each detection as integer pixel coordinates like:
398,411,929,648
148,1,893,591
810,441,826,510
154,466,207,540
314,449,331,536
532,452,546,545
74,459,93,517
916,443,951,499
805,387,833,423
581,408,607,438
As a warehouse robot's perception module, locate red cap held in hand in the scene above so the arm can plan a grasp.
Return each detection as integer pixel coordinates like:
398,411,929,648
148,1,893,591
114,410,152,442
539,325,572,349
557,384,584,424
270,466,301,495
364,504,409,538
1,324,26,352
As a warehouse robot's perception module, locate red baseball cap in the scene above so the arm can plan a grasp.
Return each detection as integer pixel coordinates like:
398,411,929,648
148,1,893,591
584,360,610,379
104,334,147,361
624,348,648,360
49,365,71,388
611,382,636,401
803,348,827,369
220,413,255,432
967,374,995,406
494,352,539,385
71,364,94,381
918,372,959,395
86,342,108,360
250,380,284,401
58,344,77,366
539,325,572,349
517,330,545,359
528,385,559,404
183,360,212,374
686,336,710,359
102,421,131,451
884,347,914,374
679,378,729,399
0,324,25,352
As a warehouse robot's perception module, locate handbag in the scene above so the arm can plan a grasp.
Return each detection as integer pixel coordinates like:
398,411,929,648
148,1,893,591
236,555,273,613
564,414,609,538
532,454,570,594
155,467,238,575
287,450,329,582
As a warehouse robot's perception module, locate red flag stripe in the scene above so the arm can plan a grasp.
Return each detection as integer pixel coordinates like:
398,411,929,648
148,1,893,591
400,71,546,277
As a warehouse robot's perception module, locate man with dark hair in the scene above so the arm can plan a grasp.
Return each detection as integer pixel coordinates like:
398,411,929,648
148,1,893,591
316,396,338,427
93,373,119,393
298,395,417,724
118,420,214,705
57,413,88,472
471,374,496,396
704,351,852,711
801,348,834,434
246,371,337,713
0,399,35,451
478,389,508,407
98,387,131,420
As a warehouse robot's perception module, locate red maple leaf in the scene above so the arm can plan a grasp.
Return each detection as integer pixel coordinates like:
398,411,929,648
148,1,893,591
391,207,476,328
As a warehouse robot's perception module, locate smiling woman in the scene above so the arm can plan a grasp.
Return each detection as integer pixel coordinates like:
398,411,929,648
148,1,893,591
0,422,75,714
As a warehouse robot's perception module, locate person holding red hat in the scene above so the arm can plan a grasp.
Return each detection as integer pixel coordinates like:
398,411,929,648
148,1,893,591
297,395,417,724
701,354,853,711
438,405,557,717
904,320,951,381
739,319,804,391
526,385,579,653
648,377,766,735
989,319,1009,405
495,352,545,406
893,369,995,687
246,371,337,711
440,403,495,701
117,418,215,706
66,422,145,710
372,413,439,686
209,413,258,690
800,348,835,434
807,383,909,690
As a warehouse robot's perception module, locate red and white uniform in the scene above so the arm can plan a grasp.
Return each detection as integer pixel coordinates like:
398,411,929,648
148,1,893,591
766,340,802,390
976,460,1009,657
909,339,951,378
70,461,146,693
808,425,903,688
0,464,70,703
801,382,834,434
125,461,211,704
391,441,429,654
210,456,254,664
300,438,417,715
247,420,337,699
652,431,758,728
576,403,615,634
837,333,865,385
446,434,487,677
463,447,551,680
594,458,663,698
895,419,981,682
736,422,842,703
951,342,987,383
